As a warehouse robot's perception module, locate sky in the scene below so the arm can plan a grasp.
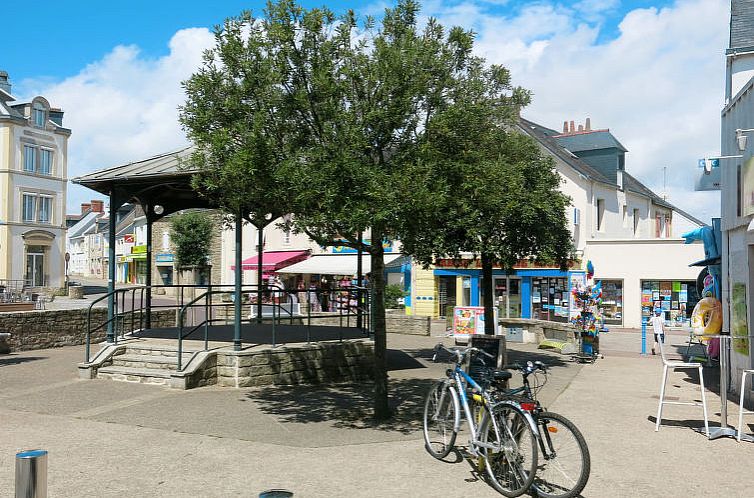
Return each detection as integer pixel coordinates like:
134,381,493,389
2,0,728,222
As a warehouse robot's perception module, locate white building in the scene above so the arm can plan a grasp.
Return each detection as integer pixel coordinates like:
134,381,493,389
720,0,754,393
0,70,69,288
408,118,705,329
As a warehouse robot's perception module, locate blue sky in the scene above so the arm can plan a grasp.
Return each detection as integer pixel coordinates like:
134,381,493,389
4,0,674,83
2,0,725,220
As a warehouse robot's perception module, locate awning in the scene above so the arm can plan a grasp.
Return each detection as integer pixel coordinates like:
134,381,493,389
231,250,310,271
277,253,401,275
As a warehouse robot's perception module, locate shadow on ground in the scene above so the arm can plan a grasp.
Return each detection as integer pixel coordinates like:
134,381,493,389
0,355,46,367
246,377,435,434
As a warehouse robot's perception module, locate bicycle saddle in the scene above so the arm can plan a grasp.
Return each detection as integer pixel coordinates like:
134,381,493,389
491,370,512,381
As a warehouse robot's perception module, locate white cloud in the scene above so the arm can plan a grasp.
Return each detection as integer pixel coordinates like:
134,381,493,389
17,28,215,212
422,0,728,222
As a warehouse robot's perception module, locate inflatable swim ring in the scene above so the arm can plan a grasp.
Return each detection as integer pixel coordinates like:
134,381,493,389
691,297,722,336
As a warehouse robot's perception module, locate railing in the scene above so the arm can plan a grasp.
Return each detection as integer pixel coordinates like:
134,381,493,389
84,283,371,367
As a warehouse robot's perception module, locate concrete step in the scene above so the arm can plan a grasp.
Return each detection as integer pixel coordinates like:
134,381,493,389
97,365,172,385
117,346,196,358
110,354,189,370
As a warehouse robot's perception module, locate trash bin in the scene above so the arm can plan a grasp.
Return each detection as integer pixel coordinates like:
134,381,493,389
259,490,293,498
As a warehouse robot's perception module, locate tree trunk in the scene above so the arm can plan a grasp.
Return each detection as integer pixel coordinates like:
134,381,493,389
371,230,391,420
481,252,495,335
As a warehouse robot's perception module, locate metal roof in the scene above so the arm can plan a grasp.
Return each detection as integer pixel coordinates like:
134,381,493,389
72,146,212,217
72,146,196,185
731,0,754,50
552,130,628,153
517,118,616,186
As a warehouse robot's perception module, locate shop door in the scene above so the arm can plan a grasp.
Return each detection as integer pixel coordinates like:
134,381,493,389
494,277,522,318
25,252,44,287
438,276,457,317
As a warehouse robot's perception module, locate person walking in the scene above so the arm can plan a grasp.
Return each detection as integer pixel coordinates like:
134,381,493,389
651,308,665,355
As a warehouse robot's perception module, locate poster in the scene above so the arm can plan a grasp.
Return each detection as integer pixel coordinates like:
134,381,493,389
671,301,679,310
743,157,754,216
679,289,688,303
453,306,498,340
661,301,671,311
672,281,681,292
641,293,652,305
652,291,660,300
732,283,750,355
532,291,541,304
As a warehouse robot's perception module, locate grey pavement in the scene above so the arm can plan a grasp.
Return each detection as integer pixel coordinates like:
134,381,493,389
0,331,752,497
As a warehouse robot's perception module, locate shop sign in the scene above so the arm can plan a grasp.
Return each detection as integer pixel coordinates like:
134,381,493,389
117,256,128,263
155,253,174,263
436,258,580,270
123,234,134,243
131,245,147,254
331,239,394,253
452,306,498,340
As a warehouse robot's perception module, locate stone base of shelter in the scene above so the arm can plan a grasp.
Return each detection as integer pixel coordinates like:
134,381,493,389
79,337,375,390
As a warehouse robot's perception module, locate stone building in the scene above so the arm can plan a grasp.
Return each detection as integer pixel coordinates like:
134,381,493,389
0,70,70,289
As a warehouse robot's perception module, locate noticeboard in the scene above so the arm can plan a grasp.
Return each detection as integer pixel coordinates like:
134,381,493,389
469,334,506,370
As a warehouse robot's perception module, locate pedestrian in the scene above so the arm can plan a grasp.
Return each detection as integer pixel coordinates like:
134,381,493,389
651,308,665,355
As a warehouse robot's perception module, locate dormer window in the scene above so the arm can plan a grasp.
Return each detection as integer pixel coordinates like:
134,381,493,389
30,99,49,128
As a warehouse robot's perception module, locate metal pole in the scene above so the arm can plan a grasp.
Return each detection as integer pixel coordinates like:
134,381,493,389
720,334,730,428
234,215,243,351
641,316,647,355
15,449,47,498
356,231,363,329
257,223,264,324
107,198,117,344
145,211,153,329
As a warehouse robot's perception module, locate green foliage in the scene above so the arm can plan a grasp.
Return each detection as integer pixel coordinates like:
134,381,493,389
170,212,215,268
384,284,406,309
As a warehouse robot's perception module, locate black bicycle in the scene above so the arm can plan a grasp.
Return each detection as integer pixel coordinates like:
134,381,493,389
487,360,591,498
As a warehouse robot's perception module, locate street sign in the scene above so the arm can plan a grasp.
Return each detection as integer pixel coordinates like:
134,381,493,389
695,158,721,191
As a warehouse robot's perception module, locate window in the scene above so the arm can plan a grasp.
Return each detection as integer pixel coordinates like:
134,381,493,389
21,145,54,175
655,213,669,238
622,205,627,227
24,146,36,172
38,196,51,223
633,208,640,236
32,102,46,128
39,149,52,174
21,193,53,224
596,199,605,231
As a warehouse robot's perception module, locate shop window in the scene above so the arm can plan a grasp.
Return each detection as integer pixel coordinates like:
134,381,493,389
531,276,569,323
641,280,699,326
600,280,623,325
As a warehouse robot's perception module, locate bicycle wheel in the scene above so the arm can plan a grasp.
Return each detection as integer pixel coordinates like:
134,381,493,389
480,403,538,497
532,411,590,498
423,380,460,459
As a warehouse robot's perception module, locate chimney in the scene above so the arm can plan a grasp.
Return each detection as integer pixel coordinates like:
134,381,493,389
90,200,104,213
585,117,591,131
0,71,11,96
569,121,575,134
81,203,91,215
563,121,569,134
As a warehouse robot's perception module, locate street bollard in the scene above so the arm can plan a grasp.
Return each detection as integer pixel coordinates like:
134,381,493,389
641,316,647,355
259,490,293,498
15,449,47,498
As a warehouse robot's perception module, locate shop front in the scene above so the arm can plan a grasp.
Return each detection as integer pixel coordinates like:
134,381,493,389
640,279,700,327
414,258,584,324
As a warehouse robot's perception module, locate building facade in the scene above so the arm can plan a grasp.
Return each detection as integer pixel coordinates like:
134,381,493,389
720,0,754,394
408,117,705,328
0,71,69,288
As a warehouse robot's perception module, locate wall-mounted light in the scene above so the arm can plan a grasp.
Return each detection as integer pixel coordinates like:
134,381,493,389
153,205,164,215
736,128,754,152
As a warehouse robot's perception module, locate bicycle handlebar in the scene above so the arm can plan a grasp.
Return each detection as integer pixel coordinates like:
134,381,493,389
432,343,495,364
505,360,548,376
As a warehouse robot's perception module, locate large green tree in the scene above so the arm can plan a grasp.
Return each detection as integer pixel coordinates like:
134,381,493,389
402,59,573,335
179,11,292,317
264,0,477,419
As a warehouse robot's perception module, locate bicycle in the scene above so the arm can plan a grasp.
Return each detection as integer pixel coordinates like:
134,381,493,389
489,360,591,498
423,344,539,497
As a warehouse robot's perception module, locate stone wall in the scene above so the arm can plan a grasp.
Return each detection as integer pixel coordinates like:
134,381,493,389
311,312,430,336
216,339,374,388
0,308,177,352
498,318,578,344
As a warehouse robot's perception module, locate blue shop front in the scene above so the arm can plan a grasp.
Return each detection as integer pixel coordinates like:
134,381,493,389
411,257,584,323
